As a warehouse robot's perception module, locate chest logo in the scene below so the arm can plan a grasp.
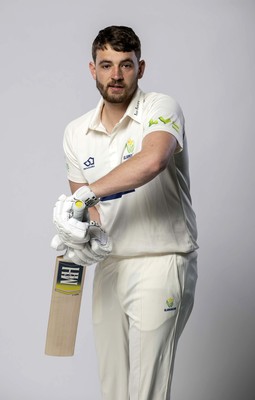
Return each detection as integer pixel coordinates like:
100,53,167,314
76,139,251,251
126,138,135,154
123,138,135,160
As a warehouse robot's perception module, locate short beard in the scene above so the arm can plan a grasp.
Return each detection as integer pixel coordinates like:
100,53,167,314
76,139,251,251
96,79,137,104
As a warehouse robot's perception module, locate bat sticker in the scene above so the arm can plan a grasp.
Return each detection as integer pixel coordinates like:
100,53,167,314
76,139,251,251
55,260,84,295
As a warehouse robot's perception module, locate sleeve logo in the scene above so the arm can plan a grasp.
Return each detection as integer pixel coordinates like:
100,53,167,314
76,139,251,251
83,157,95,169
148,116,180,132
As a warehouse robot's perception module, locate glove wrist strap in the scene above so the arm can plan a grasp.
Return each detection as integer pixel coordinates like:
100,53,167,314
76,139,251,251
74,186,99,207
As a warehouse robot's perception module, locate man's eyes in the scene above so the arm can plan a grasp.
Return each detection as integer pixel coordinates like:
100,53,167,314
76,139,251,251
101,64,111,69
121,63,133,69
100,63,133,69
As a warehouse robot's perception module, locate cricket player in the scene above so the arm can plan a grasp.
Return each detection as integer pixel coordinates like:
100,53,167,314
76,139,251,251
52,25,198,400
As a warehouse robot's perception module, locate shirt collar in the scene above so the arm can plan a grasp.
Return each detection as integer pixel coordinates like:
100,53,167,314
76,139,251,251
88,88,144,133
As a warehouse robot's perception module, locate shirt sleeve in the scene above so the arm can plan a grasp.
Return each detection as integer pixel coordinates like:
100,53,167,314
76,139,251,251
143,93,185,152
63,123,87,184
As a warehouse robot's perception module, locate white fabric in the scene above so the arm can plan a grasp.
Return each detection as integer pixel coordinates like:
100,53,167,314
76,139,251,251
63,88,198,256
93,251,198,400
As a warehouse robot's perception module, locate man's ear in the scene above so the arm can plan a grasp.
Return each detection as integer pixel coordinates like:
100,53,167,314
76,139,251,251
89,61,96,80
138,60,145,79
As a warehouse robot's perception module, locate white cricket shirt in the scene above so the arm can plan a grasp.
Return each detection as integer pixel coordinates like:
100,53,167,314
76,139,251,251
64,88,198,256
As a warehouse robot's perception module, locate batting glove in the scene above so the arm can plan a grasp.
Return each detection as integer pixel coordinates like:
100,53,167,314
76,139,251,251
65,222,112,266
53,186,98,247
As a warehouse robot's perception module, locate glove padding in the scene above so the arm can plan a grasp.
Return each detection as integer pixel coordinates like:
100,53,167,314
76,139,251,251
53,194,90,248
51,221,112,266
67,222,112,266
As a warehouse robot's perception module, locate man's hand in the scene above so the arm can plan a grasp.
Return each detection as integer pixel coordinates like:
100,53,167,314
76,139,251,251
51,222,112,266
53,187,99,248
67,222,112,266
53,194,90,247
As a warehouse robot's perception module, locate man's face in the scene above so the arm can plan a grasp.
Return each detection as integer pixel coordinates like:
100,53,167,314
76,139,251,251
89,46,145,105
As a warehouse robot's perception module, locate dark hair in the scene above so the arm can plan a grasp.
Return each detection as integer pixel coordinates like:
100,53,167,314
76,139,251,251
92,26,141,61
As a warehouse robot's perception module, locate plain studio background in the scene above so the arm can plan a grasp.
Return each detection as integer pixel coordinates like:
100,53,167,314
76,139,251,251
0,0,254,399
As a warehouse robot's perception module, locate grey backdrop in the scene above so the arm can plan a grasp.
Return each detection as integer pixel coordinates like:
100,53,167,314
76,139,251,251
1,0,254,399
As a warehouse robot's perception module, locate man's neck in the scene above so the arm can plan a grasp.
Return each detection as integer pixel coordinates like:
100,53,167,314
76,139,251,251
101,101,128,134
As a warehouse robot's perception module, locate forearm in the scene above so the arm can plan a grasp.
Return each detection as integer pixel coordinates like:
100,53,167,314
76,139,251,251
90,151,161,198
90,131,177,198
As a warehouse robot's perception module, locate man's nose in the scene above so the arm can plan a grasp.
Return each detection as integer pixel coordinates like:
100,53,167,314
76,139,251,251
111,66,123,80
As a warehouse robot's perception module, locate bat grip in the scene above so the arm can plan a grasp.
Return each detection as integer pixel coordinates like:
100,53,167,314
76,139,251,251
72,200,86,222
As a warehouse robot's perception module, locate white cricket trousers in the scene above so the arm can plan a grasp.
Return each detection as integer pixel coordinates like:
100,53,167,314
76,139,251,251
92,251,198,400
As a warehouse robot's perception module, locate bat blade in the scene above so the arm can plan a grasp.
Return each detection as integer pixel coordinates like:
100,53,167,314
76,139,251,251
45,256,86,356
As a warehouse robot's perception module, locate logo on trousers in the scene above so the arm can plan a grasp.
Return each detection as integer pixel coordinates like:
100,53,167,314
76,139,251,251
164,297,177,312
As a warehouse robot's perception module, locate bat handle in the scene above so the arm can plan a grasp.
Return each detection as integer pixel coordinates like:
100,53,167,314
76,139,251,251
72,200,86,221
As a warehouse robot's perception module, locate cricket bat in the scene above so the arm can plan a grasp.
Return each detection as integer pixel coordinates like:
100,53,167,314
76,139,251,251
45,200,87,356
